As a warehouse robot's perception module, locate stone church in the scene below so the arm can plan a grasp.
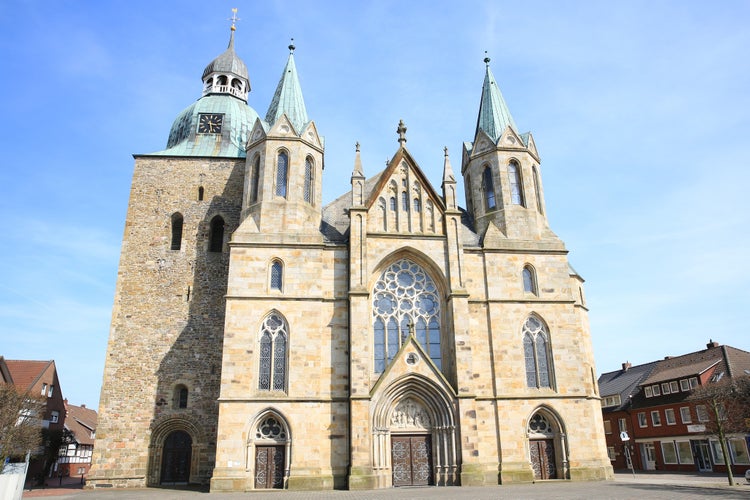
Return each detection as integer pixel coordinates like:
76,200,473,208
89,23,613,491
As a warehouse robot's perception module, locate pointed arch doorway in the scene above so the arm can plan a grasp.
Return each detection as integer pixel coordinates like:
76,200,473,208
527,409,568,480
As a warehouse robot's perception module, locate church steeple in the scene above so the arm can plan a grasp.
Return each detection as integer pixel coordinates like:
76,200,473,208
201,19,251,102
475,54,517,143
265,40,309,132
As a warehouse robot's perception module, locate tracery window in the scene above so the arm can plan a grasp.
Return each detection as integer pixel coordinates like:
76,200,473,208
372,259,441,372
523,316,553,389
304,156,313,203
276,151,288,198
258,312,288,391
170,213,183,250
270,260,283,291
482,166,496,210
255,415,287,440
522,265,537,295
509,161,525,206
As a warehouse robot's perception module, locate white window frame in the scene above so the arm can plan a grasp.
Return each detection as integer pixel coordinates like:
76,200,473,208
607,446,616,461
676,440,693,464
669,381,679,393
661,382,670,394
604,420,612,434
645,386,653,398
618,418,627,433
679,406,692,424
680,379,690,391
728,438,750,464
638,412,647,428
665,408,676,425
652,384,661,396
689,377,698,389
696,404,709,423
661,441,678,464
651,410,662,426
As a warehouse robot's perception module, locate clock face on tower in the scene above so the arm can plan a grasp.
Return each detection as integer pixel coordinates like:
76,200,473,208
198,113,223,134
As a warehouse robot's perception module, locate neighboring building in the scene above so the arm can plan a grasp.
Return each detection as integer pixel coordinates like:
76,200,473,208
1,358,66,480
56,400,97,478
598,341,750,475
89,22,612,491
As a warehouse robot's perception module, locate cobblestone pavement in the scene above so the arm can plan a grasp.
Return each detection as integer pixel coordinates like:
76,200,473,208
22,472,750,500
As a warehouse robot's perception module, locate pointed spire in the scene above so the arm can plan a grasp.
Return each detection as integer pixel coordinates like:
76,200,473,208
266,39,309,132
397,119,407,146
475,53,517,143
442,147,455,184
352,142,364,177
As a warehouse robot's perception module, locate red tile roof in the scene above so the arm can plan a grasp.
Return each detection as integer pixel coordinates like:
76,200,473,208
4,360,54,391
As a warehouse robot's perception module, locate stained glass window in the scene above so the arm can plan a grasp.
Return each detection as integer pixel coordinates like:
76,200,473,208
276,151,288,198
523,316,552,389
372,259,441,371
304,157,313,203
523,266,537,295
271,261,283,291
258,313,288,391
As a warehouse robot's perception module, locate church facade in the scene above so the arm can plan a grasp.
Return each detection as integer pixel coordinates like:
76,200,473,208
89,25,613,491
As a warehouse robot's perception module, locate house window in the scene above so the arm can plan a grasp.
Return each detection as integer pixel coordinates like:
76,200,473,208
170,213,183,250
679,407,692,423
523,316,553,389
710,440,725,464
637,412,647,427
676,441,693,464
651,410,661,426
250,155,260,204
41,383,47,396
618,418,627,433
258,312,288,391
51,411,59,423
680,379,690,391
603,420,612,434
532,165,543,214
304,156,313,203
49,385,54,397
372,259,441,372
665,408,676,425
652,384,660,396
522,265,537,295
669,381,679,393
645,386,653,398
508,161,524,206
661,441,678,464
607,446,616,461
209,215,224,252
689,377,698,389
601,395,621,408
482,166,496,210
728,438,750,464
661,383,670,394
270,260,283,292
696,405,709,422
275,151,288,198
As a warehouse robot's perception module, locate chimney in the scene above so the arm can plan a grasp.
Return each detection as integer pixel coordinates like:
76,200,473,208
707,339,719,349
81,404,86,409
622,362,631,372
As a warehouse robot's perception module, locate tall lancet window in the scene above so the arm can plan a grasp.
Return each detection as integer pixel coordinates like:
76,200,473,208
258,312,288,391
523,316,553,389
508,161,525,206
372,259,441,372
276,151,288,198
522,265,538,295
250,155,260,204
532,166,543,214
482,166,496,210
270,260,283,292
304,156,313,203
170,213,183,250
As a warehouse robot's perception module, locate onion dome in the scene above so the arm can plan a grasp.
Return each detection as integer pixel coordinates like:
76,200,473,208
201,28,251,102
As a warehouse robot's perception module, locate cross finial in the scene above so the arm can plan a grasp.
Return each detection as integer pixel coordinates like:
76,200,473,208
229,8,240,31
397,119,407,146
355,141,360,152
484,50,490,66
444,146,449,157
289,38,296,53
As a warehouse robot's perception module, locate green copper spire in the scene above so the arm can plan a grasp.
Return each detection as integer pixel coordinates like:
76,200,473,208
475,54,517,143
266,40,309,132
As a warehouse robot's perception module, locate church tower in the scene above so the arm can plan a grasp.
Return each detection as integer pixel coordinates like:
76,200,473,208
462,56,556,244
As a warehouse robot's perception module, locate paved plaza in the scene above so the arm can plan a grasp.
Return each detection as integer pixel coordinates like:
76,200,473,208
22,472,750,500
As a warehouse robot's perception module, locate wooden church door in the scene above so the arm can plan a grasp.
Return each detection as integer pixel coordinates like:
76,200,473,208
530,439,557,479
391,435,433,486
160,431,192,484
254,445,285,489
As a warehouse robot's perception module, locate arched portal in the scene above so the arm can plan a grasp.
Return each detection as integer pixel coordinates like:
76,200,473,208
373,375,459,487
246,410,291,489
526,407,568,480
161,431,192,484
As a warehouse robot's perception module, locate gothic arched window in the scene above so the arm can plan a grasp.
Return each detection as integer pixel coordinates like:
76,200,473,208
276,151,288,198
509,161,525,206
379,197,387,231
482,166,496,210
523,316,553,389
170,213,183,250
532,165,543,214
304,156,314,204
401,191,409,211
270,260,283,292
258,312,288,391
209,215,224,253
372,259,441,372
523,265,538,295
251,155,260,204
413,198,421,213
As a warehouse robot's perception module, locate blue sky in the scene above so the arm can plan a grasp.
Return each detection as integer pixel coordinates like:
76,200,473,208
1,1,748,409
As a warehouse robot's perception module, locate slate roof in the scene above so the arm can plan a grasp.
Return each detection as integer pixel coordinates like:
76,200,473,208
266,49,309,133
476,60,518,143
598,361,659,412
639,344,746,386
